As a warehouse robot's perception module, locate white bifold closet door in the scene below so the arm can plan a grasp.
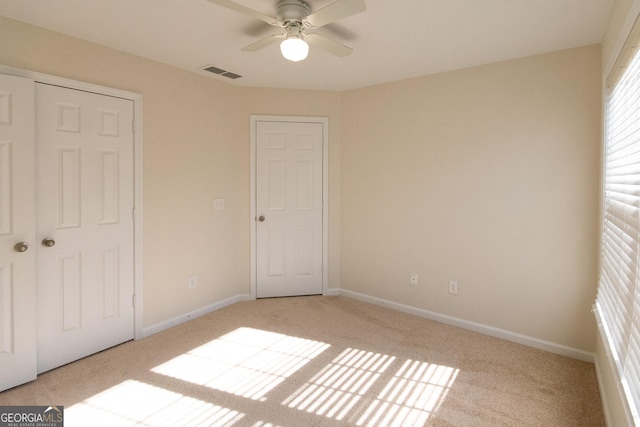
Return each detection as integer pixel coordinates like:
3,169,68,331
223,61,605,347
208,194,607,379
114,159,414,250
0,73,37,391
35,82,135,374
0,76,136,390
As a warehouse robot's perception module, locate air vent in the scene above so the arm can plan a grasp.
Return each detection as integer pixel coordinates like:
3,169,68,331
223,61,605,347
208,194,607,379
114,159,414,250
221,72,242,79
202,65,242,79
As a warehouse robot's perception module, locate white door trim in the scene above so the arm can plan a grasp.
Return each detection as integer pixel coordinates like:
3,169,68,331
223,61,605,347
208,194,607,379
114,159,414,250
250,115,328,299
0,64,144,340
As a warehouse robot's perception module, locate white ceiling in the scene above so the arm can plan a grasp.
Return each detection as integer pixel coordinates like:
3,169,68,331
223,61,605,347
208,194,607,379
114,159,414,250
0,0,614,91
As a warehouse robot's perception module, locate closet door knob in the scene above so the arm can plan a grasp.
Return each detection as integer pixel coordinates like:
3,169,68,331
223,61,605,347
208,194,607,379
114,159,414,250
14,242,29,252
42,238,56,247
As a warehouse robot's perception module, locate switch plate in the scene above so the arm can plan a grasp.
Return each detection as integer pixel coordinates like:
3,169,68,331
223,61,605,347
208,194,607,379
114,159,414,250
188,276,197,289
213,198,225,211
410,273,418,286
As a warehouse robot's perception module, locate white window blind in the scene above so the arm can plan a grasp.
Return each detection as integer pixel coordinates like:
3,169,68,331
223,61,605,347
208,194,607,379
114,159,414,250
596,16,640,425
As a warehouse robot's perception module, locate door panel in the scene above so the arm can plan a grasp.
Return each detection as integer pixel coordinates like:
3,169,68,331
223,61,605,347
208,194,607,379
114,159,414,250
35,83,134,373
0,73,37,391
256,121,323,298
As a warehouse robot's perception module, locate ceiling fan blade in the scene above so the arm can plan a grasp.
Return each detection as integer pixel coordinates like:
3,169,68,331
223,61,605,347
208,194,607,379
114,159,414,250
305,33,353,57
303,0,366,29
242,34,285,52
207,0,278,26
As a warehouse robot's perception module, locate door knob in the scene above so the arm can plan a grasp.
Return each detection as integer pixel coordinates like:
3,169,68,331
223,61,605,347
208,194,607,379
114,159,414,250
42,238,56,247
14,242,29,252
258,215,265,222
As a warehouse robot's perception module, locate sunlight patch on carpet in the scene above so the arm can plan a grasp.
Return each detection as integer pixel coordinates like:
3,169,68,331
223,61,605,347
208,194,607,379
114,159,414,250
282,348,396,420
66,379,244,426
282,349,458,425
356,359,459,426
151,327,330,400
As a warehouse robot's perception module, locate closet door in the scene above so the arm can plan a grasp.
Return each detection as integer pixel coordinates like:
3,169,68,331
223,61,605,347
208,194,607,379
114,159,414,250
0,73,37,392
35,83,135,373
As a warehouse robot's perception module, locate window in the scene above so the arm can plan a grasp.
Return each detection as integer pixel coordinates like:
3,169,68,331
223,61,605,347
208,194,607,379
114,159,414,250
595,15,640,426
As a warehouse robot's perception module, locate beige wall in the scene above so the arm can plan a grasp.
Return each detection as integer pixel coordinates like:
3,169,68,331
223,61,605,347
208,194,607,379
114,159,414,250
0,16,249,327
0,15,602,357
0,16,341,327
340,45,601,352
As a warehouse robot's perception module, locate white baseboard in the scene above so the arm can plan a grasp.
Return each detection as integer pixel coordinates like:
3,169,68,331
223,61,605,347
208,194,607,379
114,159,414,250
141,289,594,363
142,293,251,338
339,289,595,363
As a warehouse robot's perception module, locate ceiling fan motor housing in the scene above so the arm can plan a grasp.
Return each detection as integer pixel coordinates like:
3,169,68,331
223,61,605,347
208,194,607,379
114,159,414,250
276,0,311,24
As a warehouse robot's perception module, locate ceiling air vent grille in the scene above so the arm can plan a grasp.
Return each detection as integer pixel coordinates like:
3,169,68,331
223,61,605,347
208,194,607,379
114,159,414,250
202,65,242,79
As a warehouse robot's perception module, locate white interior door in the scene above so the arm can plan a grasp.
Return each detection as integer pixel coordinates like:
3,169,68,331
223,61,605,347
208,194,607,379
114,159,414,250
35,83,135,373
0,73,37,391
256,120,323,298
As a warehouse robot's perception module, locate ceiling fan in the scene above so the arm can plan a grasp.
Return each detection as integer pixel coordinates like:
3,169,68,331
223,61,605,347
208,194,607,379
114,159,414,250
207,0,366,62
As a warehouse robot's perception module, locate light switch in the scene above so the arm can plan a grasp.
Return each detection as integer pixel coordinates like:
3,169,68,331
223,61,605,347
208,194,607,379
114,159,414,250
213,198,225,211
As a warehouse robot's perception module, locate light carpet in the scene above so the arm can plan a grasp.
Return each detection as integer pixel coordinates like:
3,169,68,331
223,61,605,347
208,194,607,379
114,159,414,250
0,296,604,426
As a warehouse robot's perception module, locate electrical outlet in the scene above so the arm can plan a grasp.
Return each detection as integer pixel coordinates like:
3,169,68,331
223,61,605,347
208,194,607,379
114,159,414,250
188,276,197,290
410,273,418,286
449,280,458,295
213,198,225,211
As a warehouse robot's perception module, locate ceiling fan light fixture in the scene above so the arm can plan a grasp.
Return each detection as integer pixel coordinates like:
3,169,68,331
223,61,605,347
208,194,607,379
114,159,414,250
209,0,365,61
280,36,309,62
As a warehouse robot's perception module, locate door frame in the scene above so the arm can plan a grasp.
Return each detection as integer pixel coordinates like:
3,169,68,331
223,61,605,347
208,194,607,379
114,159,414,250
0,64,144,339
250,115,328,299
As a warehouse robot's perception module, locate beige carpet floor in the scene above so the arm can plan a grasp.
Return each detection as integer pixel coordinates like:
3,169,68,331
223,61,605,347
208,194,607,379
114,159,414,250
0,296,604,426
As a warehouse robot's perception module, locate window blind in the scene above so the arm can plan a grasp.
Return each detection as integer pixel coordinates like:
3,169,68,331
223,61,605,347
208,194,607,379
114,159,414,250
596,14,640,425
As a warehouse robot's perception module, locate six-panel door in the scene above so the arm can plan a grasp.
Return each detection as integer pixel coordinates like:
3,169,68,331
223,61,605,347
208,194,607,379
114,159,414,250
0,73,37,391
256,120,323,298
35,83,135,373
